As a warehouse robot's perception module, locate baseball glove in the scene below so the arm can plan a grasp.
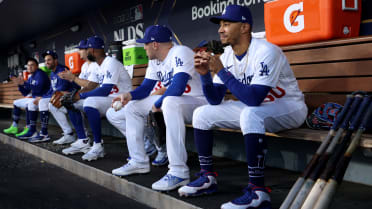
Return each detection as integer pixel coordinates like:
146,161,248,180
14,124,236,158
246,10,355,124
148,111,166,148
61,89,79,111
50,91,64,108
206,40,224,55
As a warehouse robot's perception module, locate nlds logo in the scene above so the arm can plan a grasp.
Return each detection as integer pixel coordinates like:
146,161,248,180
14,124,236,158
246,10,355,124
284,2,304,33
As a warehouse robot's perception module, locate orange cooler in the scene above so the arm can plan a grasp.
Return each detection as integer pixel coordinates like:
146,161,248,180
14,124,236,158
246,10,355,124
265,0,362,46
64,49,84,74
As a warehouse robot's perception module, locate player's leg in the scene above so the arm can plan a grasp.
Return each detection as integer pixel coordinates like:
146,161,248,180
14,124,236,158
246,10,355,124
4,98,32,134
81,96,112,161
19,99,39,139
48,103,75,144
179,101,243,197
29,98,51,143
111,95,160,176
152,96,207,191
220,101,307,209
16,107,31,137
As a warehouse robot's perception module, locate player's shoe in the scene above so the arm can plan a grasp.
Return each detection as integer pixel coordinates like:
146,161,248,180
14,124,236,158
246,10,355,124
112,161,150,176
152,174,190,191
62,138,91,155
151,151,168,166
3,125,18,134
18,130,37,140
28,132,51,143
144,136,156,156
53,133,76,145
15,127,29,137
178,170,218,197
220,183,272,209
82,142,105,161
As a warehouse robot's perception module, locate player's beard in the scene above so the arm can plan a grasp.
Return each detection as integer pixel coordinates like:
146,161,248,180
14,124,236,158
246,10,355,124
87,54,96,62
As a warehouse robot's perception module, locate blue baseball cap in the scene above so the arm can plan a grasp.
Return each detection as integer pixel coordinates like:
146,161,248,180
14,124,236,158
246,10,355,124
210,5,253,26
87,36,105,49
136,25,172,44
75,39,88,49
42,50,58,59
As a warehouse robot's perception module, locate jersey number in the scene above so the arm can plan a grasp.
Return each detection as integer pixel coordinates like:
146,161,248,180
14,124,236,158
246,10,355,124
265,86,286,102
110,85,119,94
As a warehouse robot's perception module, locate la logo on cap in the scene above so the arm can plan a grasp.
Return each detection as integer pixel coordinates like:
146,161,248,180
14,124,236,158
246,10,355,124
151,37,155,40
242,16,246,20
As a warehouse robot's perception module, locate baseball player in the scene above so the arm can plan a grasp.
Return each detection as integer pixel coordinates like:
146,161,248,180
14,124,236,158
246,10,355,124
110,25,207,192
178,5,307,209
106,81,168,166
49,39,100,145
3,58,50,138
62,36,132,161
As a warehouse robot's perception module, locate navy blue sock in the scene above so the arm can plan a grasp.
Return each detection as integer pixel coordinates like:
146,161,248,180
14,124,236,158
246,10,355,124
28,110,38,133
25,108,30,126
244,133,267,187
84,107,101,143
40,111,49,135
194,128,214,172
13,105,21,123
68,110,86,139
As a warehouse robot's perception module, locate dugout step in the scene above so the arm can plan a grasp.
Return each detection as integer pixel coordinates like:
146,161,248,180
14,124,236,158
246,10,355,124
1,119,372,209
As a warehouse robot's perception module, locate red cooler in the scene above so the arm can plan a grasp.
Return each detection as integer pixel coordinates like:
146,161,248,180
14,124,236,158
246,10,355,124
64,49,84,74
265,0,362,46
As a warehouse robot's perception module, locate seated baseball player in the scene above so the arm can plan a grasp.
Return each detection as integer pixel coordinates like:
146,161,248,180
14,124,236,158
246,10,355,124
178,5,307,209
3,58,50,138
110,25,207,192
49,39,100,145
61,36,132,161
106,82,168,166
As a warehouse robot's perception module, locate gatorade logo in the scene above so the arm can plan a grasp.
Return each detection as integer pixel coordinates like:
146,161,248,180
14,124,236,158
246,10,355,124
68,56,74,70
284,2,304,33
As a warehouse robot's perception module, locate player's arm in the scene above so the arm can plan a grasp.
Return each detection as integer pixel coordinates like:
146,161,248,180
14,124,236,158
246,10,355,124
58,69,99,91
217,69,271,106
31,71,50,97
200,71,227,105
153,72,190,108
79,84,113,99
130,78,157,100
18,81,31,96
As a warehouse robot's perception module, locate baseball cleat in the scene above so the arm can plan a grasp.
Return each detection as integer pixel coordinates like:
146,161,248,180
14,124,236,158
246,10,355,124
152,174,189,191
178,170,218,197
82,142,105,161
15,127,29,137
62,138,91,155
18,130,37,140
28,132,51,143
220,183,271,209
53,133,76,145
151,151,168,166
112,161,150,176
3,125,18,134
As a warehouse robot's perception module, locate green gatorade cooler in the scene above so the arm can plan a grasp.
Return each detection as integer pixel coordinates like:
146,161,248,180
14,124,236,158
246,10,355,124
122,40,148,66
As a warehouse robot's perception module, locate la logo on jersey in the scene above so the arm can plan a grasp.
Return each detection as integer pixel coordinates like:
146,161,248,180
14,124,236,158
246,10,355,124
259,62,270,76
283,2,304,33
175,57,183,67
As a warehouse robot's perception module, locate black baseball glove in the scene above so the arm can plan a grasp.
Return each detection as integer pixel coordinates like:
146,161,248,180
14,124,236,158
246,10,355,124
148,111,166,148
61,89,79,111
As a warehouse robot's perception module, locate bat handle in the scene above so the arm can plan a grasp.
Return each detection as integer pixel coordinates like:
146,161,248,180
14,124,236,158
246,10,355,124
339,94,363,129
349,96,371,130
331,95,354,130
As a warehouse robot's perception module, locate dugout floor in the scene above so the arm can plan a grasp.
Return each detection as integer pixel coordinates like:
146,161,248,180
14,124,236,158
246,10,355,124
1,119,372,209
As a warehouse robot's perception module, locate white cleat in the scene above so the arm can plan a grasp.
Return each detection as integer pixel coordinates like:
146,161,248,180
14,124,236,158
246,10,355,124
53,133,76,145
112,161,150,176
62,138,91,155
82,142,105,161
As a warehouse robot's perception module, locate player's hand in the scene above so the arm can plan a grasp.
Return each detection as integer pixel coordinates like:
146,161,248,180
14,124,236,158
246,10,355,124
152,105,162,113
113,92,132,106
208,53,224,74
194,51,210,75
58,70,75,82
11,75,24,85
33,97,41,105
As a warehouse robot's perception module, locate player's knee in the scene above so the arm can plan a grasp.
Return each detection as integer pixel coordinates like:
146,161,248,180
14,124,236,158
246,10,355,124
162,96,179,112
192,106,212,130
240,107,265,134
27,102,38,111
106,108,116,122
123,101,136,115
83,98,98,109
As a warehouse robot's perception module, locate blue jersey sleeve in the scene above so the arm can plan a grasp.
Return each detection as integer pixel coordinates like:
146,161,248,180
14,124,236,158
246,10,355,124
217,69,271,106
80,84,113,99
130,78,157,100
31,70,51,97
18,81,31,96
201,72,227,105
154,72,190,108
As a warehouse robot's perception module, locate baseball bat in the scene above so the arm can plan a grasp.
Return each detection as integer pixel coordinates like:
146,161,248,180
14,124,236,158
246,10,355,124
279,95,355,209
313,99,372,209
300,95,371,209
288,94,364,209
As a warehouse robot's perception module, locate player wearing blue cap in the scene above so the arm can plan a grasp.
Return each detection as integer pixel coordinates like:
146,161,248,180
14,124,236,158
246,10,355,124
50,39,100,145
109,25,207,192
3,58,50,138
178,5,307,209
62,36,132,161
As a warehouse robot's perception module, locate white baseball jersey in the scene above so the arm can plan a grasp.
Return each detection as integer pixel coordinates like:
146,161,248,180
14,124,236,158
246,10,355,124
79,61,100,83
97,56,132,97
214,38,304,103
145,45,203,97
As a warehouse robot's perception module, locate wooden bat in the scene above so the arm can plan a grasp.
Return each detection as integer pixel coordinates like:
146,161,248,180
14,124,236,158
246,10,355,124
279,95,355,209
301,95,371,209
288,94,364,209
313,99,372,209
